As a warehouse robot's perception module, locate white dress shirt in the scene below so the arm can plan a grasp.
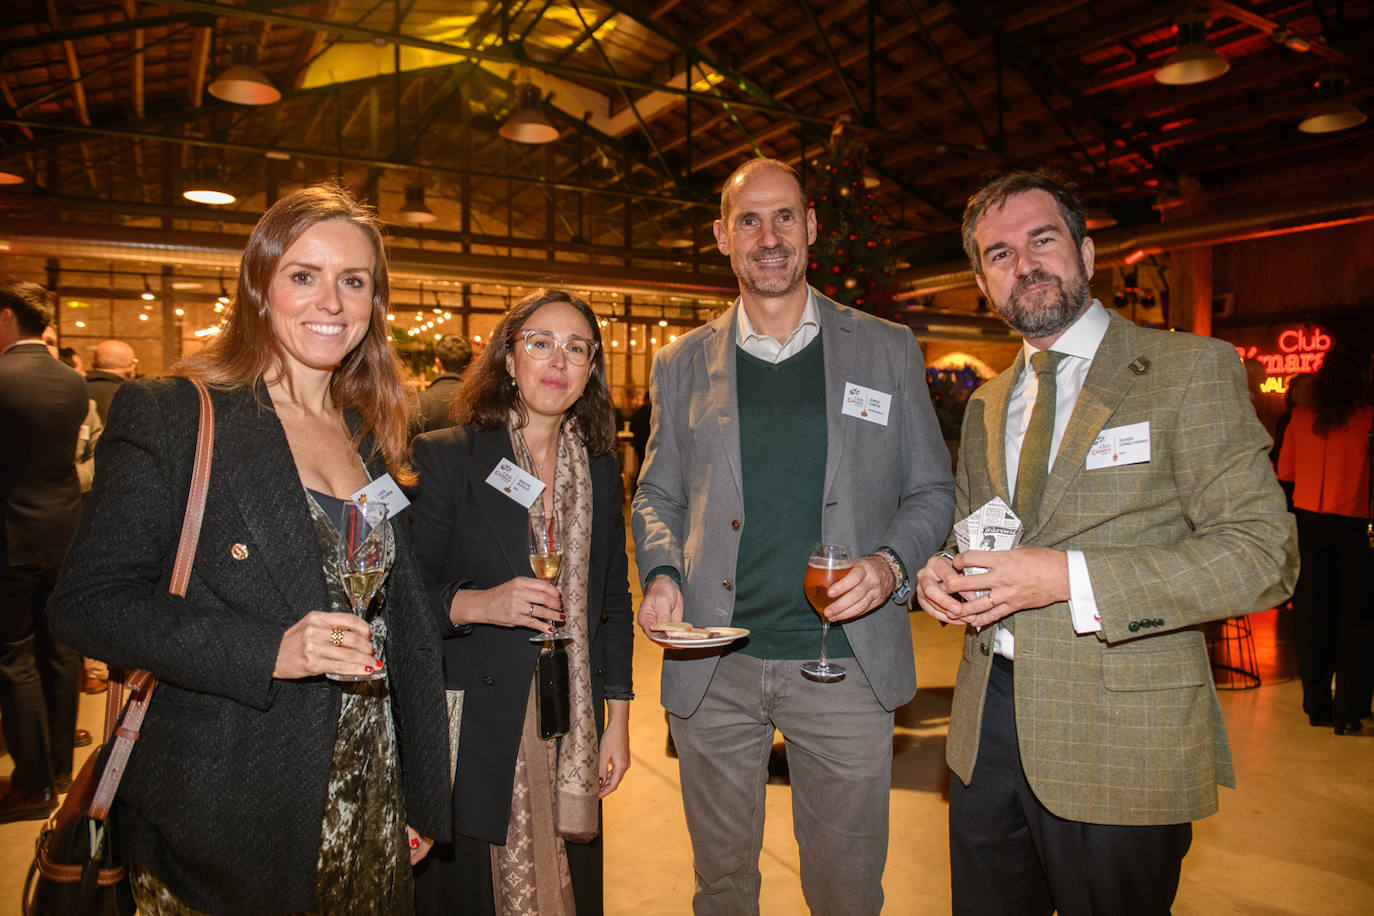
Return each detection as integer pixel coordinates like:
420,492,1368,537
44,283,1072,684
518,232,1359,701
735,287,820,362
994,300,1110,659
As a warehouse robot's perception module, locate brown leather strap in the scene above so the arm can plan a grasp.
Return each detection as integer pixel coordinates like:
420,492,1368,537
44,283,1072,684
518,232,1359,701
35,844,127,886
92,378,214,813
171,378,214,597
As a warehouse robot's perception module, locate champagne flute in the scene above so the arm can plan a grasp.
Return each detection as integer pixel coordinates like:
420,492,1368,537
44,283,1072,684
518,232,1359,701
528,510,571,643
801,543,851,683
329,500,393,682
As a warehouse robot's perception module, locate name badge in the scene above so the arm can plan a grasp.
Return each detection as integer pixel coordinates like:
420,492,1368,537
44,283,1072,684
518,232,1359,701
841,382,892,426
351,473,411,517
1086,421,1150,469
485,458,545,509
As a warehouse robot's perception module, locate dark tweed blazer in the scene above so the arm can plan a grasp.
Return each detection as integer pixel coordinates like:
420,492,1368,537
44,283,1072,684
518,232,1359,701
946,312,1298,826
409,424,633,845
50,378,451,914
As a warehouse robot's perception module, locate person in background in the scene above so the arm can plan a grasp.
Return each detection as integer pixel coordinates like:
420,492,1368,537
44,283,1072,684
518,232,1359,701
50,184,451,912
1277,335,1373,735
633,158,954,915
86,338,138,423
915,170,1297,916
0,282,87,822
628,390,651,488
410,288,633,915
415,332,473,433
58,346,85,375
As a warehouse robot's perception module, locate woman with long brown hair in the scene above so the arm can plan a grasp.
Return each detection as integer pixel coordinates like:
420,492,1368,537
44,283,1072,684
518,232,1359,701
1278,332,1374,735
410,288,633,914
51,184,450,912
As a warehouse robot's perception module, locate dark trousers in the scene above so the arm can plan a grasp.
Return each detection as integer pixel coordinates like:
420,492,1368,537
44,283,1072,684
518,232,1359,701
413,820,603,916
1293,510,1374,724
0,564,81,791
949,657,1192,916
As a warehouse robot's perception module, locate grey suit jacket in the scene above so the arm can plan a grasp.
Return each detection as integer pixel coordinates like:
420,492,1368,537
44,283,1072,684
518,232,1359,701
945,312,1298,826
632,290,955,716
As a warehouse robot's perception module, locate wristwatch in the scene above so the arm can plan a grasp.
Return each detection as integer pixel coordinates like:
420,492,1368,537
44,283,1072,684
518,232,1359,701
875,547,913,602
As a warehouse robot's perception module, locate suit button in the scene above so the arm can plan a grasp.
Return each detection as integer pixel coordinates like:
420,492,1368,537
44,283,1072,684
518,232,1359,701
599,612,608,623
1128,621,1140,633
722,579,733,591
730,519,741,530
1153,618,1165,627
980,643,990,656
481,674,495,686
595,666,605,677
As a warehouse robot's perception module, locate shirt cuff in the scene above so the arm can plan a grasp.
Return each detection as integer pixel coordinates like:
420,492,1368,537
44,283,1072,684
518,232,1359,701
1066,550,1102,634
440,580,476,636
644,565,681,589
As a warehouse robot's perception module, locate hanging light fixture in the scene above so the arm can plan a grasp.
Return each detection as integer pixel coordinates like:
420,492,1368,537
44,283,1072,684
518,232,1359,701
396,185,438,224
1298,74,1367,134
209,42,281,106
656,215,695,249
1154,15,1230,86
217,272,231,305
499,71,558,144
183,165,236,205
1083,198,1118,230
0,168,25,185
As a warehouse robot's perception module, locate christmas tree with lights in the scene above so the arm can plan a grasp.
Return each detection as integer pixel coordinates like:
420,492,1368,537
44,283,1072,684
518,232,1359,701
806,133,897,316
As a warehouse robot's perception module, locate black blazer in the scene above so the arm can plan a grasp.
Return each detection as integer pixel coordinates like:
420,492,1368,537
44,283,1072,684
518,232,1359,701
409,424,633,845
50,379,451,914
0,341,88,570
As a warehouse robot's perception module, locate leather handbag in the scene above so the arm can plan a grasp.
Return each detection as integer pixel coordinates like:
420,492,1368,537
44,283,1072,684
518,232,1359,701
23,379,215,916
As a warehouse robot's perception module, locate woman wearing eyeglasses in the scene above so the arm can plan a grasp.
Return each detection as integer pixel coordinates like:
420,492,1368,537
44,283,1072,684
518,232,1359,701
409,288,633,914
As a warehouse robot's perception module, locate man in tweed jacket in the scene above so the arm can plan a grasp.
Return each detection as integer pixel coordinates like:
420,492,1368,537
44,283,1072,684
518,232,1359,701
915,171,1297,916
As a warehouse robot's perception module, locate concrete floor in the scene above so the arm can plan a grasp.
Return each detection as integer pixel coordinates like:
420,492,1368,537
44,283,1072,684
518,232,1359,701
5,584,1371,913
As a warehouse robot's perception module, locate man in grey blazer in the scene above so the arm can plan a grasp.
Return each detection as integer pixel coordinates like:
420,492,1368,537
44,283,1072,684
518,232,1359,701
915,171,1297,915
633,158,954,915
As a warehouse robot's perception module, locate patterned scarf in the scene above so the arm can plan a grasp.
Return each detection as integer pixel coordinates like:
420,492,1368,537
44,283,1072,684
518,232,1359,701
494,416,598,914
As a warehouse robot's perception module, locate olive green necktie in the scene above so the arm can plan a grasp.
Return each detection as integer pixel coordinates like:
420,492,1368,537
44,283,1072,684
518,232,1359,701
1013,349,1067,534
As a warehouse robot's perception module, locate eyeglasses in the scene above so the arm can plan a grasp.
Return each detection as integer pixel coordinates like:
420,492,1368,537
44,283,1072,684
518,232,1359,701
520,329,599,367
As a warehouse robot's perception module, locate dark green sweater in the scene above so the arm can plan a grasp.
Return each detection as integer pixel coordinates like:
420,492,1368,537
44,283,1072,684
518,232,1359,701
733,335,852,659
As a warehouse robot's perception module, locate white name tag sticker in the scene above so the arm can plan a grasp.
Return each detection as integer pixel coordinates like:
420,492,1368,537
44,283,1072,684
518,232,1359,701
840,382,892,426
1086,421,1151,469
351,473,411,517
485,458,545,509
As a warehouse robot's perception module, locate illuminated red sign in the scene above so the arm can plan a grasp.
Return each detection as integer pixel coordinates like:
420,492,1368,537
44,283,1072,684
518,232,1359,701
1236,326,1330,376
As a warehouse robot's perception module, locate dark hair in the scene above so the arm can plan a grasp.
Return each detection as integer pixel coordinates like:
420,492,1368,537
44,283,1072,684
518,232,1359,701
453,288,616,457
962,169,1088,277
58,346,78,368
0,281,53,336
720,158,805,223
1310,333,1373,437
174,183,415,483
435,334,473,374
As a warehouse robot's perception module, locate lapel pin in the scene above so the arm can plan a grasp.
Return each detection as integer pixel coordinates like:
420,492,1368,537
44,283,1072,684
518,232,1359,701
230,543,249,560
1128,356,1150,375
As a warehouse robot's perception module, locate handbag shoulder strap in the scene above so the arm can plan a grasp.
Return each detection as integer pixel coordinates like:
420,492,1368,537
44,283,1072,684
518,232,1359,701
94,379,215,816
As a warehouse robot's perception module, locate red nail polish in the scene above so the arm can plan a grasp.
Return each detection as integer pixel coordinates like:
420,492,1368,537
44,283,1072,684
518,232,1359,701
364,666,373,673
376,658,384,667
409,837,420,849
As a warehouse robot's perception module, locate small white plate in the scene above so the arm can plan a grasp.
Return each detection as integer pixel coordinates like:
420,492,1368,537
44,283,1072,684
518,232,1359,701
648,626,750,649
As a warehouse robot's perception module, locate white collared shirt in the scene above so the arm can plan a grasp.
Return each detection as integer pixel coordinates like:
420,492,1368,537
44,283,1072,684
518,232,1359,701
735,287,820,363
995,300,1110,658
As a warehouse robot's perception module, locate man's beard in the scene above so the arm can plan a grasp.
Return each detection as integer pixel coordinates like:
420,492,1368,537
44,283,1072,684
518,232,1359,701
991,265,1092,339
736,244,806,297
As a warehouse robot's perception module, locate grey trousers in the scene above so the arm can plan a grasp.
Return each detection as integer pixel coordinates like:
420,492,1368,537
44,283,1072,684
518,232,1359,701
670,651,893,916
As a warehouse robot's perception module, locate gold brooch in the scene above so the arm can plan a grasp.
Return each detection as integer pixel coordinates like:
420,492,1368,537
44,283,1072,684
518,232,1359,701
230,543,249,560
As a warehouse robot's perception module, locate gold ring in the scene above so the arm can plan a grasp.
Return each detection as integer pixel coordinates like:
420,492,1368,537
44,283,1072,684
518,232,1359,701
330,626,345,647
528,605,534,617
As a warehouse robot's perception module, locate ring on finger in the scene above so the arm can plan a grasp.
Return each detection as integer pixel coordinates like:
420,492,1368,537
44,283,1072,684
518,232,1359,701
527,604,534,618
329,625,345,647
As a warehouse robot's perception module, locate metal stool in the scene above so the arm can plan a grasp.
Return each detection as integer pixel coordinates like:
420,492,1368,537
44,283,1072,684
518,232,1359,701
1206,615,1261,690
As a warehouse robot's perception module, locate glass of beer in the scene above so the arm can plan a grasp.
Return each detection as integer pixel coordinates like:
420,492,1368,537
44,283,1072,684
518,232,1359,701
528,510,570,643
801,543,851,683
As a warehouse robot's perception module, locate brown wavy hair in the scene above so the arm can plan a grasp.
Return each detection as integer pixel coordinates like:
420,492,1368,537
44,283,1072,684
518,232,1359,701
174,183,414,483
453,288,615,457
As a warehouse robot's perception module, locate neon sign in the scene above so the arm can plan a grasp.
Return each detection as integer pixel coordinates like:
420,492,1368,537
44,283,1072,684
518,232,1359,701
1236,326,1330,376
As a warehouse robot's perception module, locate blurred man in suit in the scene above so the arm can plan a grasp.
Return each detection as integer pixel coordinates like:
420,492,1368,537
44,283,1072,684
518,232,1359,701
414,333,472,433
86,338,138,423
634,158,954,914
915,171,1297,915
0,281,88,820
